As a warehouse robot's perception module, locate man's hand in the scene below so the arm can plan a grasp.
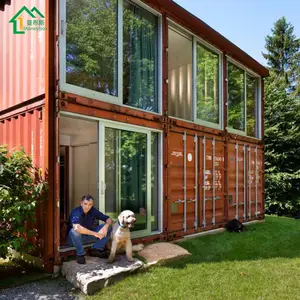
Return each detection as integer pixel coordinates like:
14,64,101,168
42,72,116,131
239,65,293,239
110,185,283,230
94,231,105,239
94,224,109,239
99,225,108,236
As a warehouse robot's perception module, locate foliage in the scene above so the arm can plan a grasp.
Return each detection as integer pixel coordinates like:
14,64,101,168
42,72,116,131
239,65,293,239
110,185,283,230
263,17,300,216
264,71,300,216
262,17,300,96
0,145,48,258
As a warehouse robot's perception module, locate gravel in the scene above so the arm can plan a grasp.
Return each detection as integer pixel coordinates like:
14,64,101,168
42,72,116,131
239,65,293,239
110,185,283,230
0,277,85,300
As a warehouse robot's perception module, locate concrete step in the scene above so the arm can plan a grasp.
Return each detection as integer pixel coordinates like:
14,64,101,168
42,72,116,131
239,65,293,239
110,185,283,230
62,255,144,295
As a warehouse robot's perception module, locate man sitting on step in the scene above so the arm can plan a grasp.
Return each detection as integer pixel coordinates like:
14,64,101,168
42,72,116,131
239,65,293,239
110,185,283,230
67,194,113,264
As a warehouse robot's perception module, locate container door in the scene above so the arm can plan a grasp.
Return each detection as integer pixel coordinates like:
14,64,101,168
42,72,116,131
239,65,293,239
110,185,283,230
200,137,225,227
167,131,197,232
248,146,263,218
228,142,247,220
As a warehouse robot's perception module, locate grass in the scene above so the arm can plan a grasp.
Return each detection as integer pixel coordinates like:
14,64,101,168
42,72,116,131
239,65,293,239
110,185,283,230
87,216,300,300
0,258,50,290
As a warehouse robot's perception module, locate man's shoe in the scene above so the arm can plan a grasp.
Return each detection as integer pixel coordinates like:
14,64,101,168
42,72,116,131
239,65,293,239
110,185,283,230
76,255,86,264
89,248,109,259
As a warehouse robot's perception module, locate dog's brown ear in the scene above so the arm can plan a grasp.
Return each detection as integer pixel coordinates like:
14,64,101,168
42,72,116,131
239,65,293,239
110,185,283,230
118,213,125,226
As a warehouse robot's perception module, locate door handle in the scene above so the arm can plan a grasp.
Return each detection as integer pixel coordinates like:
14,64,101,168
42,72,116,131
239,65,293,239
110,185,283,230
174,199,185,204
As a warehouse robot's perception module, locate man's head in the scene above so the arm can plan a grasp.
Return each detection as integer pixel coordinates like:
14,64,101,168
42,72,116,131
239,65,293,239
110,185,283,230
81,194,94,214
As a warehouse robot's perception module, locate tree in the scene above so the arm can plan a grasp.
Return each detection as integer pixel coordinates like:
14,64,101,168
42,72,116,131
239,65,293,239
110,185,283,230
262,17,300,95
264,71,300,216
263,18,300,216
0,146,48,258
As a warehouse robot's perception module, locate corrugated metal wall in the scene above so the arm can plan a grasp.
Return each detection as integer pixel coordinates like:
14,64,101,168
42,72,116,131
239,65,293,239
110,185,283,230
166,127,264,236
227,142,264,221
0,107,44,169
167,129,226,234
0,0,45,110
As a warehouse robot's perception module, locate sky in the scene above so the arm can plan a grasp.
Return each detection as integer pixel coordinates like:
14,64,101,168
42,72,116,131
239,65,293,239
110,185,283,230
173,0,300,67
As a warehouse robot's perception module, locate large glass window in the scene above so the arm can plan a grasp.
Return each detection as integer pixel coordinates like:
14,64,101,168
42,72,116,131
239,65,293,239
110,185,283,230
62,0,160,113
66,0,118,96
246,75,258,137
104,127,160,233
168,26,193,121
227,61,260,137
227,62,245,132
123,1,158,112
196,44,220,124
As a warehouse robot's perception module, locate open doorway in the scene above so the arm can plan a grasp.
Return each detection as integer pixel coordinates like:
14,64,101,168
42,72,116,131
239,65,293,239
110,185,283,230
59,114,162,250
59,116,98,246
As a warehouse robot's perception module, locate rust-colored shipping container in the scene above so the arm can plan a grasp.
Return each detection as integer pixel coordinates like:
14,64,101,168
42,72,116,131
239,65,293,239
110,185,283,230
0,0,268,272
0,106,44,169
0,0,45,111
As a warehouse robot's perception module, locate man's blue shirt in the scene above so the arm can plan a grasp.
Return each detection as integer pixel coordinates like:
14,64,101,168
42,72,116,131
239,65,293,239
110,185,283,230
67,206,109,234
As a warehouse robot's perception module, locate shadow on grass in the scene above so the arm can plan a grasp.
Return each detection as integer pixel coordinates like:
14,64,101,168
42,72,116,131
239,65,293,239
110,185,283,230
0,259,50,290
162,216,300,269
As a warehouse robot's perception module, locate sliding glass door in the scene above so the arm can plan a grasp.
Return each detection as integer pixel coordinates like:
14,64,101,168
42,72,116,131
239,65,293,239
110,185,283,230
99,121,160,237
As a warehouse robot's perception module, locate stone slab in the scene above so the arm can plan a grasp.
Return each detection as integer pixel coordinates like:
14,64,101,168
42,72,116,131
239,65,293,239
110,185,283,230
62,256,144,295
138,242,190,265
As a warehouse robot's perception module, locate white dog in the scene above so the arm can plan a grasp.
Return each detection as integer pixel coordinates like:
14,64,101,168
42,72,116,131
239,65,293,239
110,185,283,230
108,210,136,263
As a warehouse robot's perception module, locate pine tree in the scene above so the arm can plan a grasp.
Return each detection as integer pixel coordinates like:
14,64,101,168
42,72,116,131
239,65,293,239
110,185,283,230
264,71,300,216
264,17,300,216
262,17,300,95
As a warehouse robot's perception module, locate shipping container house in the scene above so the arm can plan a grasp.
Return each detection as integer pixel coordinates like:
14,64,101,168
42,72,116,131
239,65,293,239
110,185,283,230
0,0,269,272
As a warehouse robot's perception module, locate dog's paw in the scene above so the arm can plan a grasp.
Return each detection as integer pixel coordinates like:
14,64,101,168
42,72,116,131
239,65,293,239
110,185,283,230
127,257,134,262
107,257,115,263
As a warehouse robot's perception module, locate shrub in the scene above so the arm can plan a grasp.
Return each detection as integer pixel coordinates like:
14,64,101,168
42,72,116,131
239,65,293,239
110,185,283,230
0,145,48,258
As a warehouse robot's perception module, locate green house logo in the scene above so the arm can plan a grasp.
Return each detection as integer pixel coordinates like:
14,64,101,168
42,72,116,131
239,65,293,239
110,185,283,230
9,6,46,34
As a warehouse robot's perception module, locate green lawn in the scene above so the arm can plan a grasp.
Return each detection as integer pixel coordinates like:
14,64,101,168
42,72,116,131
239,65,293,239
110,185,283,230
87,216,300,300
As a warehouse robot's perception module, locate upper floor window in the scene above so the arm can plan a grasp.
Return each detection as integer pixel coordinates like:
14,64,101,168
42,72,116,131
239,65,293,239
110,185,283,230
196,43,221,126
168,26,193,121
60,0,161,113
168,22,222,128
227,60,260,138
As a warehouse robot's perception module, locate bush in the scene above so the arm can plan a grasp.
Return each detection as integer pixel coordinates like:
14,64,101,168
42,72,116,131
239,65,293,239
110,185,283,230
0,145,48,258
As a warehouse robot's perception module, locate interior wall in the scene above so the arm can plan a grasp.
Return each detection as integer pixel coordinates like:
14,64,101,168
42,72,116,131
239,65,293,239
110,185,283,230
59,117,98,215
168,27,193,121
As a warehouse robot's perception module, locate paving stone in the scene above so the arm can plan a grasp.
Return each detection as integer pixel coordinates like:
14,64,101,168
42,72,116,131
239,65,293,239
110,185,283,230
62,256,143,295
138,242,190,265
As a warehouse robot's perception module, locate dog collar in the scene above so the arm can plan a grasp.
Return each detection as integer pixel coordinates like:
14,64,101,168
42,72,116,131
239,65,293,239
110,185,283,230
118,220,126,228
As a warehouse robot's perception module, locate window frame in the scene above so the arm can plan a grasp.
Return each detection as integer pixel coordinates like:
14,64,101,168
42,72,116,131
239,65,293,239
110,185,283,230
226,56,261,139
167,19,223,130
59,0,163,115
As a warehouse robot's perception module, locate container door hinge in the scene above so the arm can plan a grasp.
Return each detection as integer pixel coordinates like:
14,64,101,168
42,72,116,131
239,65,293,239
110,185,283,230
56,156,60,164
57,201,60,208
